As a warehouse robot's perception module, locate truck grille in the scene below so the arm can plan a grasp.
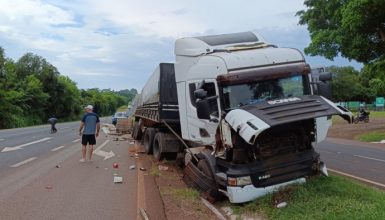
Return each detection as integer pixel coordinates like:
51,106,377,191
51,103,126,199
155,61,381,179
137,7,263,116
241,95,339,127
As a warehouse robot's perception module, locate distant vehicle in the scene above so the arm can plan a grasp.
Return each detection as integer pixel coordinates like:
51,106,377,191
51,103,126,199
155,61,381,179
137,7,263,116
112,112,128,126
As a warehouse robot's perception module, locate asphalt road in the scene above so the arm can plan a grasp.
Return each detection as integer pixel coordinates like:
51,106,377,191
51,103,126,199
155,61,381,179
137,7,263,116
0,118,140,220
317,138,385,188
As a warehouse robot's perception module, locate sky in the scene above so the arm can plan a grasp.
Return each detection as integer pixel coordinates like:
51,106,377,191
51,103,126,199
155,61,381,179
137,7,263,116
0,0,362,91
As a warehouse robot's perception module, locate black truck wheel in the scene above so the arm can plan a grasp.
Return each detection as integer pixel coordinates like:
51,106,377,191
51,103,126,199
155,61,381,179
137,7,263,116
197,159,223,200
197,159,215,181
143,128,156,154
153,132,165,161
132,120,143,140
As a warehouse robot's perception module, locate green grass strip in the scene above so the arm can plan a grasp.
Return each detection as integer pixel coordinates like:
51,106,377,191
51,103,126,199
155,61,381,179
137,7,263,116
231,175,385,220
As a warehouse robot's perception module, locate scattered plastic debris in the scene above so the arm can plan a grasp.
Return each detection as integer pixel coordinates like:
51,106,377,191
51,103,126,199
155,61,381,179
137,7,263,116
134,153,139,157
276,202,288,208
113,173,118,176
220,207,233,216
45,186,53,189
158,165,168,171
113,176,123,183
129,165,136,170
140,167,146,171
113,162,119,168
130,141,135,145
55,165,61,168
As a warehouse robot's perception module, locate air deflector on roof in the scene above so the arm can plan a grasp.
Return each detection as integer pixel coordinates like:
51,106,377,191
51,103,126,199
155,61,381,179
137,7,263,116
195,32,258,46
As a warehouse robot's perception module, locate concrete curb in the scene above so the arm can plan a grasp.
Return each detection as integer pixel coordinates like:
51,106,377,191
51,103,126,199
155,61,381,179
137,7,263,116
200,197,227,220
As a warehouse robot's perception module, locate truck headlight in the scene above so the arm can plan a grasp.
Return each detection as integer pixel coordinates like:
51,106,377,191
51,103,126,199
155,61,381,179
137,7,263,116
227,176,252,186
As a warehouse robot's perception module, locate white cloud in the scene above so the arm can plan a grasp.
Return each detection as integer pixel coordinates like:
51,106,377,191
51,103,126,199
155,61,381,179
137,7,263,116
0,0,362,91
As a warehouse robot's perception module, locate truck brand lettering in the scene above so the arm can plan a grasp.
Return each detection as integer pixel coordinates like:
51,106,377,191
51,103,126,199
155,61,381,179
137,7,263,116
258,174,271,180
267,97,301,105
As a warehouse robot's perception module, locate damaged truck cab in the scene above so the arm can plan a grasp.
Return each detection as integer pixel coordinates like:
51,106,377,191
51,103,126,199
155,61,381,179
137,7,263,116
134,32,353,203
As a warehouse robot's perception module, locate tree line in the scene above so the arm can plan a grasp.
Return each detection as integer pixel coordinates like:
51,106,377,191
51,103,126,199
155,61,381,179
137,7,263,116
297,0,385,102
0,47,137,129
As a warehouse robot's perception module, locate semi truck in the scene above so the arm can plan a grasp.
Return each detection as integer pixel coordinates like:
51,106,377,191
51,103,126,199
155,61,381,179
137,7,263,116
132,32,352,203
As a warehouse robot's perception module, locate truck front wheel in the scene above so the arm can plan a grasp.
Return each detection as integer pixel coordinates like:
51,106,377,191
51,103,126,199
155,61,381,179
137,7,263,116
143,128,156,154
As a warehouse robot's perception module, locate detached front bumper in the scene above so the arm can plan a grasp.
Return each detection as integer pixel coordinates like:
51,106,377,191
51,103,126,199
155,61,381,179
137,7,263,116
226,177,306,203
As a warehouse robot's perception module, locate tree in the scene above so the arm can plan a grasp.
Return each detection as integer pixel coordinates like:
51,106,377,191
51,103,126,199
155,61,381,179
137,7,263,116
297,0,385,63
328,66,371,101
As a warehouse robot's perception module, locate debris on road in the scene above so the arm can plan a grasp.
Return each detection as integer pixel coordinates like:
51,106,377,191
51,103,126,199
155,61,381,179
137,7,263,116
113,176,123,183
140,167,147,171
129,165,136,170
45,186,53,189
55,165,61,168
113,162,119,168
276,201,288,208
158,165,168,171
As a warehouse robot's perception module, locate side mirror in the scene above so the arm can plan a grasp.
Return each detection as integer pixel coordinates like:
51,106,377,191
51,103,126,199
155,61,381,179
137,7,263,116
318,82,332,100
194,89,208,99
319,72,332,82
196,99,210,120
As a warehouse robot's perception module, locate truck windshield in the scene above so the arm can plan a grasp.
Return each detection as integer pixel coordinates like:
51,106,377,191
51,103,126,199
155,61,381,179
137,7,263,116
221,75,308,110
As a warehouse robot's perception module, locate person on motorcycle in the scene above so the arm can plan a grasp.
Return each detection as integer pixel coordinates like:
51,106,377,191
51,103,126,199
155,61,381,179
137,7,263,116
359,108,369,118
354,108,370,124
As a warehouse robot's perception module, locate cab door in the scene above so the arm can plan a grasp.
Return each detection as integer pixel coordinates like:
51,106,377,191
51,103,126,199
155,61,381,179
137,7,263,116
185,80,220,145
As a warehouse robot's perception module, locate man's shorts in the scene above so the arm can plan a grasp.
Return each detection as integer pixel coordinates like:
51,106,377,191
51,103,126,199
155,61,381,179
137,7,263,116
82,134,96,145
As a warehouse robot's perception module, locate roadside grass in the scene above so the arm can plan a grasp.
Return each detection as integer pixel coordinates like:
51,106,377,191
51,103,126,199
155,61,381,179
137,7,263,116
356,130,385,142
228,175,385,220
164,187,200,200
117,105,128,112
366,111,385,119
150,163,161,177
161,187,212,219
332,111,385,123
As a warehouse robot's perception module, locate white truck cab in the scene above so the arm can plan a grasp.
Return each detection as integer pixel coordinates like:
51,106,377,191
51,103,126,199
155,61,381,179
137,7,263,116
134,32,353,203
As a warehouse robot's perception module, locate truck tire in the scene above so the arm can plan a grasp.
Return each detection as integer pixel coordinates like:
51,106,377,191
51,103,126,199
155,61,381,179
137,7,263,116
153,132,165,161
132,120,143,140
197,159,222,200
197,159,215,181
143,128,156,154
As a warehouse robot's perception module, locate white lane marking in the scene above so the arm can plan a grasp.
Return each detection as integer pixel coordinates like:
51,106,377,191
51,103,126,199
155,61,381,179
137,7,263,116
94,140,110,151
72,139,80,143
328,168,385,188
94,140,115,160
51,145,65,152
354,155,385,163
0,139,5,141
1,137,52,152
11,157,37,168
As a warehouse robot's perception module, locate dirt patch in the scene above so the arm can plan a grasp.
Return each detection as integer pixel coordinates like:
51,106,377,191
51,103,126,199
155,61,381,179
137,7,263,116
327,117,385,140
127,140,219,220
149,158,218,220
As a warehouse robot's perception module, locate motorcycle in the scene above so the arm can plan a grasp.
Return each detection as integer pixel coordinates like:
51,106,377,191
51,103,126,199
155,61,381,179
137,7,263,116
353,111,370,124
